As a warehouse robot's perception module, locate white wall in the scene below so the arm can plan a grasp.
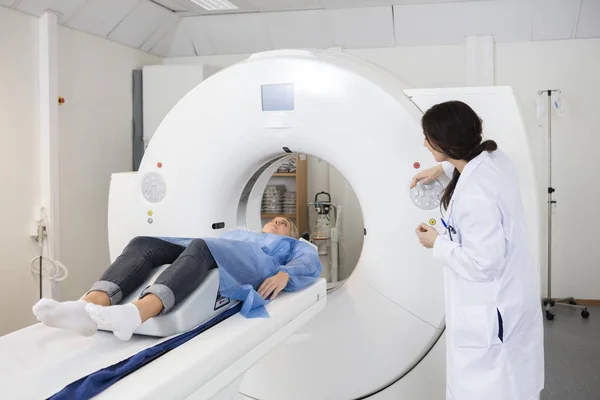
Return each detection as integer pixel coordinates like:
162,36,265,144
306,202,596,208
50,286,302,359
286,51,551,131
0,8,41,335
328,165,364,280
57,28,161,302
307,157,331,242
307,156,365,281
143,64,220,143
496,39,600,299
165,40,600,299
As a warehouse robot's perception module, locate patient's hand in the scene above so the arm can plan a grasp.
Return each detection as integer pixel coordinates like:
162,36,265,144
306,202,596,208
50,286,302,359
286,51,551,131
258,271,290,300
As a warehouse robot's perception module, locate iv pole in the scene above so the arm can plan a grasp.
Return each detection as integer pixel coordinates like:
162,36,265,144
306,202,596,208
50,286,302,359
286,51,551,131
539,89,589,321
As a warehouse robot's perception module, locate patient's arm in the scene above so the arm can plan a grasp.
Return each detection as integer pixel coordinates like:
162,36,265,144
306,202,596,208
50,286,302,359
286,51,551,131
257,271,290,300
257,241,322,299
279,241,323,291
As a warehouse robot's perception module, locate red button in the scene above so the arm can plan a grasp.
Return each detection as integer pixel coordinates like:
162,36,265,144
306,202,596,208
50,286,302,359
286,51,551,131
157,162,163,168
413,162,420,169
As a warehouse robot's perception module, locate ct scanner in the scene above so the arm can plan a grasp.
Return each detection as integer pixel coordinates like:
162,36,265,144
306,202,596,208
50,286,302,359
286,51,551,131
0,49,540,400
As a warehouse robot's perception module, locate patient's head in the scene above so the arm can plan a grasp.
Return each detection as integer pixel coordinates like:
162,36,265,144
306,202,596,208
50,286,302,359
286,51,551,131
262,217,299,239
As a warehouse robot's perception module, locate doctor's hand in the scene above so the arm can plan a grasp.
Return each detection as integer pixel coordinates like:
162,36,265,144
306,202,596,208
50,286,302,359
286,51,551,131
416,223,439,249
410,165,444,189
258,271,290,300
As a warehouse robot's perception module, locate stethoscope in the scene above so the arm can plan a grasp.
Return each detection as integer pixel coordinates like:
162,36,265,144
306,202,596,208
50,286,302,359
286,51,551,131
440,199,457,242
440,218,457,241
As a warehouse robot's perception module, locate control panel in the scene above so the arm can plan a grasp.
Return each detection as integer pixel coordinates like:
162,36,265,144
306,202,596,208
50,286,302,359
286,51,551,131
141,172,166,203
410,179,443,210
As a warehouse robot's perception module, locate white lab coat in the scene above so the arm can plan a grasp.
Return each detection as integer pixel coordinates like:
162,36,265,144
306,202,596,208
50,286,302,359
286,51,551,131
433,150,544,400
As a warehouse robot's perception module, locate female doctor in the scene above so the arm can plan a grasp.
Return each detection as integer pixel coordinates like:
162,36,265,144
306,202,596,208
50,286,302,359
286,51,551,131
412,101,544,400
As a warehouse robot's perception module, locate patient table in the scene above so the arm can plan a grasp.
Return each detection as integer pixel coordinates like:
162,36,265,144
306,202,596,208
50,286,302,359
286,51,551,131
0,279,326,399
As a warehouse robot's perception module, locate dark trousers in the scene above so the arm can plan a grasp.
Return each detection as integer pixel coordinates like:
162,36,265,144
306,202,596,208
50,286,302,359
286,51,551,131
89,237,217,314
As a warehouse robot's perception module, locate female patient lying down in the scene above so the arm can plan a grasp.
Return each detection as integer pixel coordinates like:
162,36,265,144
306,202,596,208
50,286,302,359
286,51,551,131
32,217,322,341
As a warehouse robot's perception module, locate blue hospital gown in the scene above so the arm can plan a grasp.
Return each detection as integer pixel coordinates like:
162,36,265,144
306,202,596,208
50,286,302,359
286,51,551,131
162,231,322,318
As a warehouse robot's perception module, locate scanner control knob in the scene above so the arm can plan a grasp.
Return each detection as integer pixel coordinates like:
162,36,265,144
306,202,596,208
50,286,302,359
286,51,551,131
142,172,166,203
410,179,443,210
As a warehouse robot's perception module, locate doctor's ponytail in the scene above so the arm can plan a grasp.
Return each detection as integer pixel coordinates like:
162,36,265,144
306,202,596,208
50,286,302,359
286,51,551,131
421,101,498,209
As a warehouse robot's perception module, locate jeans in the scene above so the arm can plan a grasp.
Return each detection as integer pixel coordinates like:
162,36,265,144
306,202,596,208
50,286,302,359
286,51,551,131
89,237,217,314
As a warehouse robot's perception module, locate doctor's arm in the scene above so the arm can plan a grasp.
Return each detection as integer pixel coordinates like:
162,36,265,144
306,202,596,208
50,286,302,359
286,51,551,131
410,163,453,188
433,196,506,282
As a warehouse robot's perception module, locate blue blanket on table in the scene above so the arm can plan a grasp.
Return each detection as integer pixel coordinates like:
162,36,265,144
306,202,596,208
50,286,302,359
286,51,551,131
49,304,241,400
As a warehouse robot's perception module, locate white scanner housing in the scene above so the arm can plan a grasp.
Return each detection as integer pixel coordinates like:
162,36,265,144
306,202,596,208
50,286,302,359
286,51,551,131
106,49,539,399
0,49,539,400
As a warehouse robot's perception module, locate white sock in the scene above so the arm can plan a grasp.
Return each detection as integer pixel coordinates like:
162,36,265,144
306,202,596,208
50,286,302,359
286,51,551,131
85,303,142,341
32,298,97,336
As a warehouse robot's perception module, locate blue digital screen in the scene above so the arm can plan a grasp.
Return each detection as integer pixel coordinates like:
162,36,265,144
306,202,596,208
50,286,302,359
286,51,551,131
261,84,294,111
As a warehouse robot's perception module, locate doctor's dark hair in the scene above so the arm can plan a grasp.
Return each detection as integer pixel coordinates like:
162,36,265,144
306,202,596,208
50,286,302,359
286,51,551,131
421,101,498,209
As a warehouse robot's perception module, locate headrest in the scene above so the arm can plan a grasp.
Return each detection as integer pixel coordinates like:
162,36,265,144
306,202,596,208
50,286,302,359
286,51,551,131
299,238,318,252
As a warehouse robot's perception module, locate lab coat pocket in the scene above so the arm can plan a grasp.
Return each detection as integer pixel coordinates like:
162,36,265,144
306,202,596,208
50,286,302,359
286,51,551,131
452,305,495,349
447,218,461,244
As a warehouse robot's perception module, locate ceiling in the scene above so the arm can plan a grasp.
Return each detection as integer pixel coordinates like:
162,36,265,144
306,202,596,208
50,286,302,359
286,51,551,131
149,0,491,16
1,0,599,57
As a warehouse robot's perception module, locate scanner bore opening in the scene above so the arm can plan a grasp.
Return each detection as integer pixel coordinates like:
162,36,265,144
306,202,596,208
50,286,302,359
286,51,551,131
237,153,364,291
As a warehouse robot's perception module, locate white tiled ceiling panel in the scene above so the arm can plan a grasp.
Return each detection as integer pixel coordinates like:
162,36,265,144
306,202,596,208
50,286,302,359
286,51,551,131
150,0,191,12
329,6,395,48
66,0,142,38
1,0,600,57
328,0,490,5
389,0,485,2
321,0,363,8
152,21,195,57
264,9,334,49
140,12,181,52
248,0,323,11
192,13,270,54
532,0,581,41
109,1,174,48
14,0,89,24
173,0,259,16
179,18,214,55
148,25,178,57
393,0,534,46
576,0,600,39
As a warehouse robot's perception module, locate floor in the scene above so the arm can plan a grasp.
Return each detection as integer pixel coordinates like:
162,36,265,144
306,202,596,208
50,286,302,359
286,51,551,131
541,305,600,400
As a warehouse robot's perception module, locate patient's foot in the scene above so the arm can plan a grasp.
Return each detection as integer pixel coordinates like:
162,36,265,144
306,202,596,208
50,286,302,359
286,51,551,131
32,298,97,336
85,303,141,341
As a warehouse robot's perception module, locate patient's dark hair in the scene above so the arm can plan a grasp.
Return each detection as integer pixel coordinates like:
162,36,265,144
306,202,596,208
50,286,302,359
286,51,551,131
421,101,497,209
